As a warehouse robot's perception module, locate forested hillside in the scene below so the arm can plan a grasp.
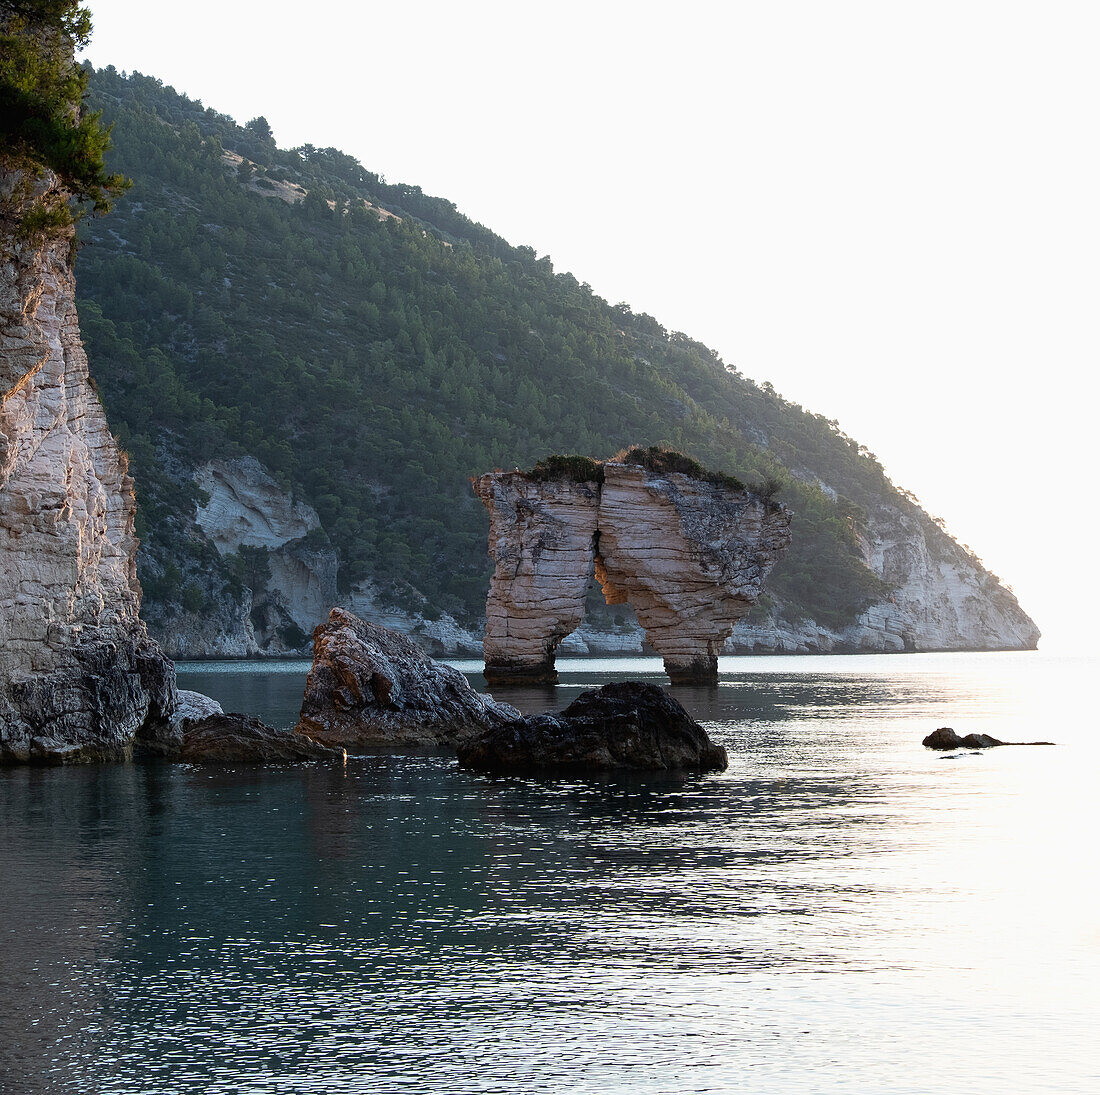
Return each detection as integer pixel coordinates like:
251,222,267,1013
73,65,1034,653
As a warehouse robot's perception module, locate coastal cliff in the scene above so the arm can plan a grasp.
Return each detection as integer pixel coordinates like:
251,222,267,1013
0,165,176,761
474,455,792,682
136,446,1033,663
143,455,339,657
70,68,1040,659
728,496,1040,653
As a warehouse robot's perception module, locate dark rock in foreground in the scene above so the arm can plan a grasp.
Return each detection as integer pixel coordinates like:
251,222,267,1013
297,608,520,748
296,614,725,771
457,681,728,774
922,726,1055,750
181,713,345,764
1,640,178,764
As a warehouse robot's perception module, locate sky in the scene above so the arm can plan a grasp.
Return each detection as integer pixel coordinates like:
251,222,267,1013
80,1,1100,649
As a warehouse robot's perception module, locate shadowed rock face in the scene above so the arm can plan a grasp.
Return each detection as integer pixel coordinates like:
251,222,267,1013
1,166,177,763
296,608,520,748
297,616,726,774
180,712,345,765
474,463,792,684
457,682,728,774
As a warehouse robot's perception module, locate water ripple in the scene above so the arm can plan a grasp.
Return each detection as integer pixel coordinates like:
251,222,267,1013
1,652,1097,1093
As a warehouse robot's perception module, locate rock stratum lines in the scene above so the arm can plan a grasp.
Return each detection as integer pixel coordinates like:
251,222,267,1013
474,461,792,683
1,166,176,762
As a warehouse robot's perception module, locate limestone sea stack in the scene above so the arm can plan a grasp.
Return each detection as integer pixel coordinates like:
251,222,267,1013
296,608,520,748
1,165,177,763
473,471,600,685
474,454,792,684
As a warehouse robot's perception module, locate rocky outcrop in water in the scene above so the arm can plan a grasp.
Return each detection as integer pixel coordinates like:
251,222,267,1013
296,608,520,748
180,711,345,764
297,615,727,773
457,681,728,774
473,472,600,684
1,165,177,763
921,727,1053,750
474,461,791,684
171,689,224,733
923,727,1004,750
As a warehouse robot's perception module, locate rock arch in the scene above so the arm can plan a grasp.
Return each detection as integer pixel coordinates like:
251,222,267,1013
473,460,792,684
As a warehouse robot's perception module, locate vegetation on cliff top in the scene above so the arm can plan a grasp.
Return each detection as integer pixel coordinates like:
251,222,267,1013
74,66,917,632
523,448,751,495
0,2,128,223
525,455,606,485
615,446,749,493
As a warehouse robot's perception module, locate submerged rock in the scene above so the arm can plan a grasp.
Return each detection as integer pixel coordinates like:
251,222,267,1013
180,712,345,764
296,608,520,748
457,681,728,774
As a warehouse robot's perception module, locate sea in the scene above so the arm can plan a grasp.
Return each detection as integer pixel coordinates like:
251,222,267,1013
1,651,1097,1094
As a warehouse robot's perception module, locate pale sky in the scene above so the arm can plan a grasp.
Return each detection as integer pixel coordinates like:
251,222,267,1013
80,1,1100,649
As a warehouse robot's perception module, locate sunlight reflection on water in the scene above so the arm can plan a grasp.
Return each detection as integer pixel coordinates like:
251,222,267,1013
1,651,1097,1094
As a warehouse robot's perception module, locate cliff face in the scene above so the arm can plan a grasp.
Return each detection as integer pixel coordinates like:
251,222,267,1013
144,456,481,659
859,502,1039,651
187,455,337,653
474,463,792,682
0,167,176,762
729,497,1040,654
473,473,601,682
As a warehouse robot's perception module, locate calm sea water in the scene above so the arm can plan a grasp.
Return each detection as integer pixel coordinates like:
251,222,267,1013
2,652,1097,1094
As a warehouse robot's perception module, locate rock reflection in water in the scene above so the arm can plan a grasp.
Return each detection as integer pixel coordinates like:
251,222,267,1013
2,653,1096,1094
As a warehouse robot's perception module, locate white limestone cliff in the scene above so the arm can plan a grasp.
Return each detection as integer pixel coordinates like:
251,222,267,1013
473,473,602,682
1,167,176,762
729,500,1039,653
147,458,485,659
165,455,339,654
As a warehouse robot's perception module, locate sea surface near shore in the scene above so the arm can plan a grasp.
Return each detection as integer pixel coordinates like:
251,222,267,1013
2,651,1097,1093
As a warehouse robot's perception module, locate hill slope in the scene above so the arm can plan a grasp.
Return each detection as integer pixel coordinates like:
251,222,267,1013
73,66,1038,656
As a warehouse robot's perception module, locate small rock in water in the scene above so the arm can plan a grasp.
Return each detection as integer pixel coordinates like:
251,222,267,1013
181,712,345,764
959,732,1004,749
457,681,728,774
922,727,1004,750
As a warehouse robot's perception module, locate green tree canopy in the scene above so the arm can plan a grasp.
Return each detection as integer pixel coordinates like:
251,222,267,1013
0,0,128,217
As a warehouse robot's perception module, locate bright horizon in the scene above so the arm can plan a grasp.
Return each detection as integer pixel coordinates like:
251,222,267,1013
80,1,1100,649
